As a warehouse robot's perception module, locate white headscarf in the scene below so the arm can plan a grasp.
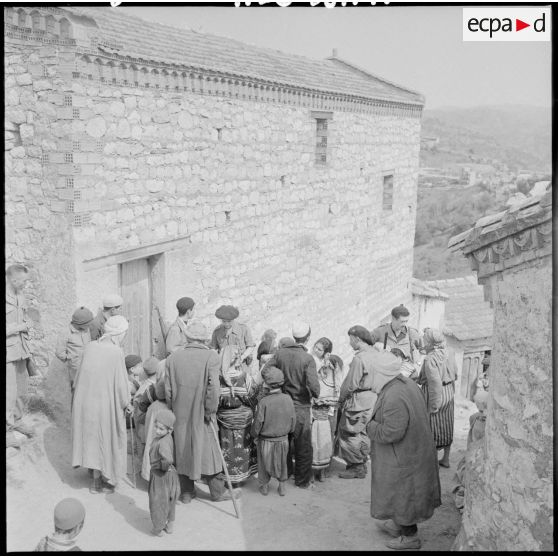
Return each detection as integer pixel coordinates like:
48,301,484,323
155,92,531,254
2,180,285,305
101,315,129,338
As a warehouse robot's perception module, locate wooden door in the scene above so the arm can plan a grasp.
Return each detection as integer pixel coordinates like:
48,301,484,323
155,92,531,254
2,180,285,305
461,351,482,400
120,258,152,358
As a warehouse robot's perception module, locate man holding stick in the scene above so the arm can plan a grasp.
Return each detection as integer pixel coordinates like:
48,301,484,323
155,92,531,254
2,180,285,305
165,321,240,504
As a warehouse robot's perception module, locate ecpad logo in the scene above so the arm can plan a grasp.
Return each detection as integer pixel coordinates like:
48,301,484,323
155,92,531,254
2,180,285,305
463,8,550,42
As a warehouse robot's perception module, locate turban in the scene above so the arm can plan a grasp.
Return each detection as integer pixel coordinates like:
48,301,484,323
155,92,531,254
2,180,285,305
291,321,310,339
54,498,85,531
156,409,176,429
348,325,373,345
184,321,209,341
215,305,239,320
262,365,285,387
102,294,123,309
103,315,129,337
143,357,160,376
125,354,142,370
71,306,94,326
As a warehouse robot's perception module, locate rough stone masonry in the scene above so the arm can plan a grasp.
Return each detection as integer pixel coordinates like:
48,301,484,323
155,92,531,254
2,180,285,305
5,6,423,382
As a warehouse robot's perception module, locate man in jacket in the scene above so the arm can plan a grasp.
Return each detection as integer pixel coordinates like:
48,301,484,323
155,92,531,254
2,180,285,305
89,294,123,341
268,321,319,488
165,296,195,356
6,264,33,447
366,347,441,550
165,321,240,503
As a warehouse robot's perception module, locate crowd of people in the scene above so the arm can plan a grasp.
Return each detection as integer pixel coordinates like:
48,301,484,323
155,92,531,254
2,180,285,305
7,263,469,550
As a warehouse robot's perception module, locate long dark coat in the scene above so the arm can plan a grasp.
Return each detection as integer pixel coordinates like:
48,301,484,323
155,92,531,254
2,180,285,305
367,375,441,526
165,342,222,479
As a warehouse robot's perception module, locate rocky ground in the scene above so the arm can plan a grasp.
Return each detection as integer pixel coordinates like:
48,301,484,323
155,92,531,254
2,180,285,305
7,380,474,553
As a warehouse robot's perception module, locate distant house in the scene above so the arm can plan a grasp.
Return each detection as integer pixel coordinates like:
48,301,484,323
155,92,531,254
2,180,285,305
420,136,439,150
424,276,493,400
408,277,448,331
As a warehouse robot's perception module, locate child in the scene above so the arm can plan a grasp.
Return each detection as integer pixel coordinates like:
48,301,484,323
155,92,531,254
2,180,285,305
149,409,180,537
133,357,161,457
251,366,296,497
54,307,94,400
125,354,142,397
34,498,85,552
257,329,277,369
468,390,489,447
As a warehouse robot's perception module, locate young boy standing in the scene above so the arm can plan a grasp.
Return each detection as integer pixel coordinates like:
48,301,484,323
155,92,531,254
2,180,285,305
251,366,296,497
34,498,86,552
54,307,94,400
149,409,180,537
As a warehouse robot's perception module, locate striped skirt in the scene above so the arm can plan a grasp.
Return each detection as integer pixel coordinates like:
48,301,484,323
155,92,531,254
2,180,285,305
217,405,257,483
423,382,455,448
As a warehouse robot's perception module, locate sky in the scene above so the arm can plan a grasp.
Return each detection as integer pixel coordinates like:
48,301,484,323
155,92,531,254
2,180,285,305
121,5,552,110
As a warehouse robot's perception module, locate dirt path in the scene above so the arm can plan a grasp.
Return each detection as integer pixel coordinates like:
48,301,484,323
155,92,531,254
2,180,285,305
7,396,472,552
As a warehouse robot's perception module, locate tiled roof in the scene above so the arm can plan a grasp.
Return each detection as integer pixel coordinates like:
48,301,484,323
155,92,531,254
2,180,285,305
425,276,493,341
409,277,449,299
66,6,424,105
448,191,551,255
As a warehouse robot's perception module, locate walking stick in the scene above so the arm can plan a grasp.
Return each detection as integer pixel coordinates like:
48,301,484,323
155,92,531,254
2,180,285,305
209,421,240,519
129,411,137,488
383,332,388,350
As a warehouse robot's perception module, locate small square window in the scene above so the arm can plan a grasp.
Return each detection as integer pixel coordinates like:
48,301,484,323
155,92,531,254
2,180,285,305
72,108,80,119
96,140,103,152
66,177,74,188
66,200,75,212
41,153,49,165
74,190,82,200
64,95,72,106
72,140,80,151
65,153,73,163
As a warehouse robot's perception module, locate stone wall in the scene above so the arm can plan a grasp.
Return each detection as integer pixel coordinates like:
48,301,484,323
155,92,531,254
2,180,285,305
5,9,422,377
5,41,77,373
450,193,553,551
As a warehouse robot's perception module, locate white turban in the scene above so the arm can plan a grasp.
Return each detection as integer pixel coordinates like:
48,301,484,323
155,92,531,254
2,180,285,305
103,315,129,336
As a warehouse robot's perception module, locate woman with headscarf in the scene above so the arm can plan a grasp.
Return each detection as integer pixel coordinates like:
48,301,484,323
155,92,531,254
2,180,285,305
417,328,458,468
71,315,130,494
210,305,257,484
310,337,341,481
366,344,441,550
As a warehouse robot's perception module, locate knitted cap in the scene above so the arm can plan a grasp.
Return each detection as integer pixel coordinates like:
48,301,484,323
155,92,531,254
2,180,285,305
184,321,209,341
125,354,142,370
54,498,85,531
262,366,285,387
156,409,176,429
103,315,129,336
71,306,94,326
143,356,160,376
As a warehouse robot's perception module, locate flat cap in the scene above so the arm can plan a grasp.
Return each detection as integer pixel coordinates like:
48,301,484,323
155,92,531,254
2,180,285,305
215,305,239,321
102,293,123,308
71,306,94,326
54,498,85,531
348,325,373,345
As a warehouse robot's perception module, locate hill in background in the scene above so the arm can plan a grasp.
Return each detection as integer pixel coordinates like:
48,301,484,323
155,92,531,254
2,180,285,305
413,105,551,280
420,105,551,171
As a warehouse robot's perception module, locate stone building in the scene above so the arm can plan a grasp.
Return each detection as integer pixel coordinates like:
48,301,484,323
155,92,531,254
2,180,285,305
425,276,493,400
5,6,423,371
449,192,552,551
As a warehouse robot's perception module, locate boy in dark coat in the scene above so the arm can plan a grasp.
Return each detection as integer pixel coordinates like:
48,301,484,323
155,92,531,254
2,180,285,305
149,409,180,537
251,366,296,496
